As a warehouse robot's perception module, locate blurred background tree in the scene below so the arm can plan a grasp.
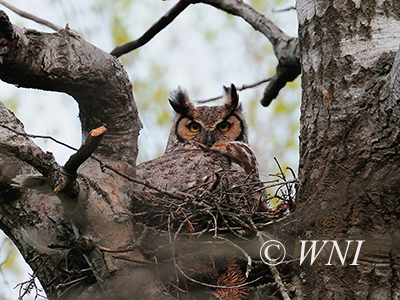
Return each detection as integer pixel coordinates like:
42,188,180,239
0,0,299,298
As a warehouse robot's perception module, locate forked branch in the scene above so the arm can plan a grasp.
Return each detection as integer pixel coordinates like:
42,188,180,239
111,0,300,105
0,10,140,172
195,0,300,105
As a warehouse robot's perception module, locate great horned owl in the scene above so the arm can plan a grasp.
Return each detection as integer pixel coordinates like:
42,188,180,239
136,84,266,212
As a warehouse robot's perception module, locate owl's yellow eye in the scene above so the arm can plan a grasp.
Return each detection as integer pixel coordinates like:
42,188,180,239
188,122,201,132
218,122,230,132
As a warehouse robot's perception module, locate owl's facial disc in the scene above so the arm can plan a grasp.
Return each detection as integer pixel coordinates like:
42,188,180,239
176,118,201,143
176,114,243,148
216,115,243,143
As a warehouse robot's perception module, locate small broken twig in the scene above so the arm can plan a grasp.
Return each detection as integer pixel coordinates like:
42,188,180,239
63,126,107,176
271,6,296,13
28,133,78,152
53,126,107,193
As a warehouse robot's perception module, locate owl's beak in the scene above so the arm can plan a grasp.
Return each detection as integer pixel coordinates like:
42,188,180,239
206,133,214,147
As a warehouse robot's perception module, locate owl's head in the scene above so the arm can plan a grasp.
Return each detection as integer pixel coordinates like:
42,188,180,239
165,84,248,152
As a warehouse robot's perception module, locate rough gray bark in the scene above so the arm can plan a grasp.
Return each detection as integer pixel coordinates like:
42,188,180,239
290,0,400,298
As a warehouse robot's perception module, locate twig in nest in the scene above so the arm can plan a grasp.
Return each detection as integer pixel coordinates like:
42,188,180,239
265,158,298,208
0,0,62,31
197,77,273,104
215,236,252,279
269,264,291,300
273,157,286,181
211,192,250,240
168,215,181,296
273,158,297,208
224,213,254,234
286,166,297,181
175,262,262,289
256,179,298,191
182,211,195,232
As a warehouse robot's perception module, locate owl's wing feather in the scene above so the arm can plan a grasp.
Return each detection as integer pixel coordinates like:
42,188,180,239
211,141,259,175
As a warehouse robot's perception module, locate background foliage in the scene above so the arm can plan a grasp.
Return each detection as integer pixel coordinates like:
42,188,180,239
0,0,299,298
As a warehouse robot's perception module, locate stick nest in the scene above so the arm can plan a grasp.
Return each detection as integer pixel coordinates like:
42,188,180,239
132,165,297,237
128,162,297,299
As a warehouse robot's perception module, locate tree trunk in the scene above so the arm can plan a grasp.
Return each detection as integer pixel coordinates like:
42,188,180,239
290,0,400,298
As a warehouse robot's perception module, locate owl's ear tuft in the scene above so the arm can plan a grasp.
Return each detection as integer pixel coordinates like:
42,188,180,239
169,87,194,115
223,84,239,113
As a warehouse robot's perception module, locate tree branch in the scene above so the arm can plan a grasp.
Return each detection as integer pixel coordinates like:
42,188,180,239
0,0,62,31
110,0,300,105
0,13,160,297
110,0,191,57
272,6,296,13
193,0,300,106
261,60,301,106
0,102,67,299
64,126,107,177
194,0,290,47
0,10,140,174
